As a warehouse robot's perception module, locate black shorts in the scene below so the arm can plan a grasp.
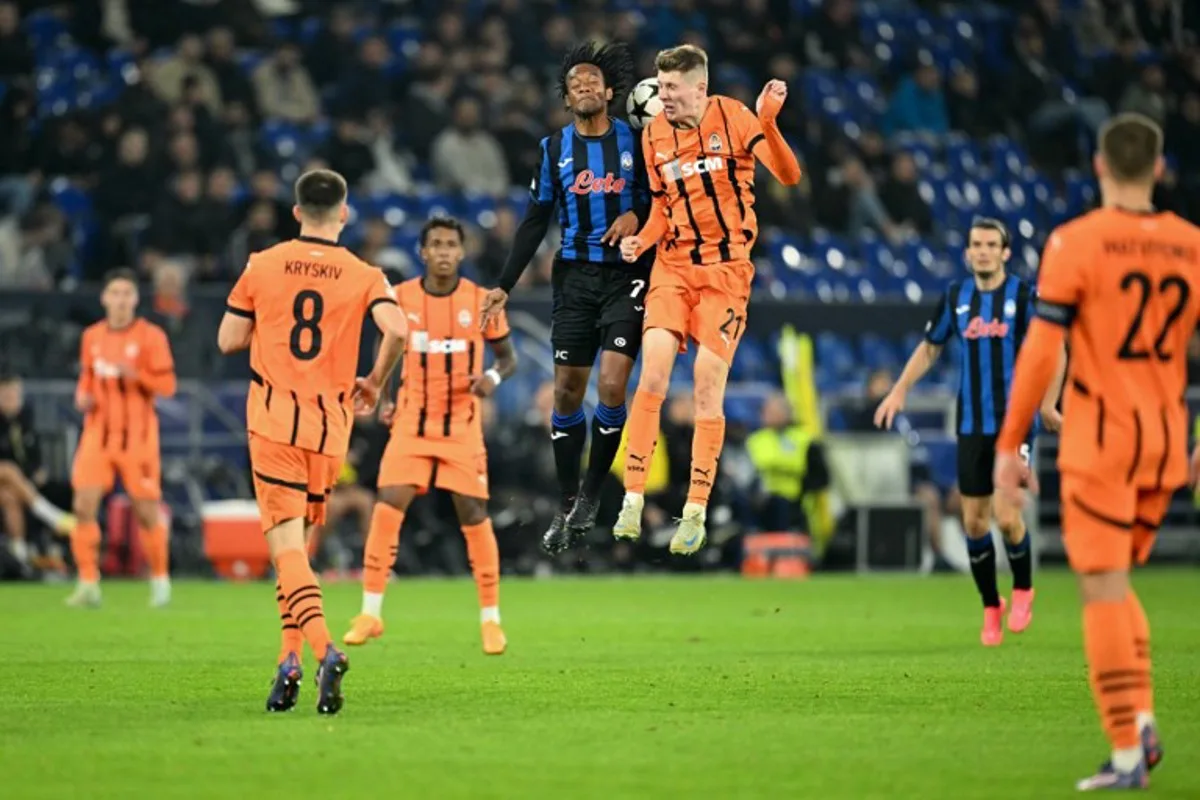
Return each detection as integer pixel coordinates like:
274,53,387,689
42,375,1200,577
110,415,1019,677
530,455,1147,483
551,259,647,367
957,434,1033,498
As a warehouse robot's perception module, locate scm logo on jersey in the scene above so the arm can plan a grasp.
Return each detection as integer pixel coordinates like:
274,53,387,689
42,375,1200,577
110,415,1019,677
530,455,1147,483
663,156,726,183
410,331,470,355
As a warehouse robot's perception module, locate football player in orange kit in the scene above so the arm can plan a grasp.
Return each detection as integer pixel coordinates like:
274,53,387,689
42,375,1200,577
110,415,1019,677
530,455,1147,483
66,268,176,609
218,169,407,714
614,45,801,553
343,217,517,655
995,113,1200,790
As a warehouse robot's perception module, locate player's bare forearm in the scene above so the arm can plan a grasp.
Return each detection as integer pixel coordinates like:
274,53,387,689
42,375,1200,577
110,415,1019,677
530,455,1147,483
217,313,254,354
1042,343,1068,410
998,320,1065,452
489,336,518,380
753,123,802,186
894,341,942,395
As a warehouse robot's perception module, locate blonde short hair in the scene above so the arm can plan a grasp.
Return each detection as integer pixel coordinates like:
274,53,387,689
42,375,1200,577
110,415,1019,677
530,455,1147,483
655,44,708,80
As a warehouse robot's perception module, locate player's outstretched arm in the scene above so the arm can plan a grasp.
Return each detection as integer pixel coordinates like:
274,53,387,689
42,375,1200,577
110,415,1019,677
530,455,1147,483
217,311,254,354
998,319,1065,454
752,80,802,186
874,340,942,429
356,299,407,413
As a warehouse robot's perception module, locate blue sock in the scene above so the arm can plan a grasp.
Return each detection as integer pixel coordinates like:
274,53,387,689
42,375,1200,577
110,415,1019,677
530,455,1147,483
584,402,627,495
550,409,587,506
1005,532,1032,591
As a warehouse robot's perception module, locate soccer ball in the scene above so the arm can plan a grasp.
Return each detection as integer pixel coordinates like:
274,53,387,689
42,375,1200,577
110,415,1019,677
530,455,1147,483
626,77,663,129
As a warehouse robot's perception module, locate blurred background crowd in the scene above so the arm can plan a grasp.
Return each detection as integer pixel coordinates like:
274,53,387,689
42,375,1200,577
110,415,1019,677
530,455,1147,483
1,0,1199,581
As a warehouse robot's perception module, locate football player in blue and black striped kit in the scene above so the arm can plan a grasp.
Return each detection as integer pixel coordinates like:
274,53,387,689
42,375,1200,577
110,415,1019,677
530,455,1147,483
480,42,651,554
875,218,1065,646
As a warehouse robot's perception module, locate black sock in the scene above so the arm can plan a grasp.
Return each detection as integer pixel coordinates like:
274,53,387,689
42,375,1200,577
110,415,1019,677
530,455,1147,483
965,534,1000,608
1005,531,1033,591
550,409,587,508
583,402,627,496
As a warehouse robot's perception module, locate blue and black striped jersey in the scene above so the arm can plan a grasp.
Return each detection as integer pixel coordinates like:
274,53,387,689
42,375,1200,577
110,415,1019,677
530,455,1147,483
924,273,1037,437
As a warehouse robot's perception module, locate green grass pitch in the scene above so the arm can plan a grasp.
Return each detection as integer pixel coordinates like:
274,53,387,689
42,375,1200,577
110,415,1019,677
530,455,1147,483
5,569,1200,799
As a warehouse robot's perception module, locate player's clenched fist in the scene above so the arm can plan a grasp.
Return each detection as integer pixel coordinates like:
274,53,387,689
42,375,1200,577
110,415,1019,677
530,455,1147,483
479,288,507,331
756,79,788,121
352,375,382,414
620,236,642,263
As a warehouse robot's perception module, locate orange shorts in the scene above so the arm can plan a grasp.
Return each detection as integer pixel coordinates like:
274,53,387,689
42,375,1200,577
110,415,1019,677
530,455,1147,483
643,258,753,366
71,437,161,501
248,433,342,532
1060,472,1172,573
377,434,488,499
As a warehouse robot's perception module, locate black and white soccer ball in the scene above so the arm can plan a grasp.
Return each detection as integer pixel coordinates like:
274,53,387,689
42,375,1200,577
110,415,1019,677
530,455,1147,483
626,77,663,129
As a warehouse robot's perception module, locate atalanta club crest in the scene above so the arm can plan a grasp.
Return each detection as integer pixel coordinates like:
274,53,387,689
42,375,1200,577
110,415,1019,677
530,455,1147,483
708,133,722,152
620,151,633,171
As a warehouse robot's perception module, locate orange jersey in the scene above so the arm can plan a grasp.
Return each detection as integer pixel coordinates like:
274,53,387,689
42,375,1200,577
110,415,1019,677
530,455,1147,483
642,96,766,267
76,318,176,452
1024,208,1200,489
226,235,399,456
391,277,510,451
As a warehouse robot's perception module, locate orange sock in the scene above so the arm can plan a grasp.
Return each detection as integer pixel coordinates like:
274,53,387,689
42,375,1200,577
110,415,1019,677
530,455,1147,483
687,416,726,507
1126,589,1154,718
623,390,665,494
461,518,499,610
363,503,404,595
139,522,169,579
71,521,101,583
1083,598,1143,750
275,579,303,663
274,548,333,660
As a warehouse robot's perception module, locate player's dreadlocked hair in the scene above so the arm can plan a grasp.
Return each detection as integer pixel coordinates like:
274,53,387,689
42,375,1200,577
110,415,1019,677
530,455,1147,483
557,40,635,104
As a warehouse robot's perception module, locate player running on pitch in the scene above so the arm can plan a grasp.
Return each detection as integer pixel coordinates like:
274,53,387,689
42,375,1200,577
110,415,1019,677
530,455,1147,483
66,268,176,609
995,113,1200,791
343,217,517,655
479,41,651,554
218,168,407,715
875,218,1066,646
613,44,801,554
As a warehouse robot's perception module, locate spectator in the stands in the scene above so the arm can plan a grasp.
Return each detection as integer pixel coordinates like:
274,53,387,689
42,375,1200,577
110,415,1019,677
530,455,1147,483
821,156,906,244
253,42,320,123
804,0,868,71
237,169,295,240
431,95,510,197
39,116,103,186
335,35,395,120
1134,0,1185,51
1119,62,1170,125
880,151,933,235
946,65,1007,139
0,1,33,79
0,86,36,217
1168,93,1200,178
145,169,220,277
0,203,71,289
883,58,949,137
359,217,415,282
205,27,258,120
199,167,239,274
229,200,282,272
1091,30,1144,109
149,33,223,115
306,3,358,88
319,117,376,190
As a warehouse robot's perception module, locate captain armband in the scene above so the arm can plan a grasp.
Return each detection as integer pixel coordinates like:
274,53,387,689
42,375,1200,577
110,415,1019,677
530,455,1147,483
1034,298,1076,327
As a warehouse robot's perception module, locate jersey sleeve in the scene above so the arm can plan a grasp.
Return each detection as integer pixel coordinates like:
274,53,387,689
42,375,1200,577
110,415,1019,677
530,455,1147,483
226,258,256,319
138,324,177,396
1034,229,1085,327
631,132,651,211
923,287,955,345
726,99,766,155
365,268,399,315
642,127,665,197
76,327,94,397
530,136,557,206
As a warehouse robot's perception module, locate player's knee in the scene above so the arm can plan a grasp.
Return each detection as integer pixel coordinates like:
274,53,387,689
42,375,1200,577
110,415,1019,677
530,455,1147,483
1077,570,1129,604
995,510,1024,540
961,511,990,539
377,486,412,512
595,372,628,407
72,494,100,522
133,503,161,529
553,380,586,414
454,498,488,527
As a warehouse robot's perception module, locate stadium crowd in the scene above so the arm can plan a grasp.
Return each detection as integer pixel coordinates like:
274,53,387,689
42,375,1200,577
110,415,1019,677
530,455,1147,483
1,0,1199,577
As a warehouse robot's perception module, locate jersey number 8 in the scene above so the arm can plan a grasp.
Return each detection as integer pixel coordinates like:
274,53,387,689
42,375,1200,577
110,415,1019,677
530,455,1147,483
290,289,324,360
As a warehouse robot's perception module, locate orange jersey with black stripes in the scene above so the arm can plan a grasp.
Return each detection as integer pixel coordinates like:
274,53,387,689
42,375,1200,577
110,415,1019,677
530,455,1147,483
392,277,510,451
642,95,766,267
226,235,398,457
77,318,176,452
1031,208,1200,489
